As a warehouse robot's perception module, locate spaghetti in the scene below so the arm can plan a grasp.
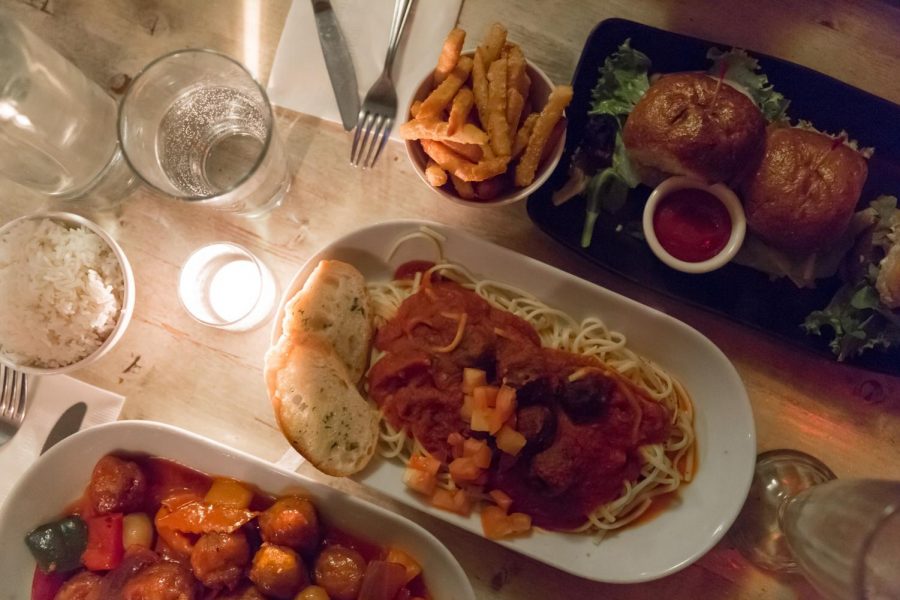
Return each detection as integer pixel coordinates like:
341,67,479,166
365,230,695,535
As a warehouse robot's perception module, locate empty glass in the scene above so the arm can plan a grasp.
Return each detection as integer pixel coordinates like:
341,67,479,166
0,12,122,199
118,50,290,217
178,243,276,331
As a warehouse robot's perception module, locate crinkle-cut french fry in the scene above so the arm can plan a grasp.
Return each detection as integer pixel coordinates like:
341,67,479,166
450,173,476,199
447,87,475,136
399,118,488,146
512,112,539,159
506,89,525,138
506,44,526,94
444,140,483,163
420,139,510,182
517,72,531,100
410,100,423,118
434,28,466,85
418,56,474,119
457,155,510,182
479,23,508,65
425,160,448,187
515,85,573,186
487,57,511,157
472,48,490,127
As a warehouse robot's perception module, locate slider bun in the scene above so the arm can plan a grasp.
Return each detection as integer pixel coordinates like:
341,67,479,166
623,72,766,185
741,127,868,254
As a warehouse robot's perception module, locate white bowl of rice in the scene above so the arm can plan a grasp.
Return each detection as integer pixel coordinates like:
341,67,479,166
0,212,134,375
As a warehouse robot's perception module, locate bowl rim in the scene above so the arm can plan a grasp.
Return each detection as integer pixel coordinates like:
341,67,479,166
0,211,135,375
404,53,566,208
641,176,747,274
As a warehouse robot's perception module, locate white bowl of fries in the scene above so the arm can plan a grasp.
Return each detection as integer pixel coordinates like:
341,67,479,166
400,23,572,206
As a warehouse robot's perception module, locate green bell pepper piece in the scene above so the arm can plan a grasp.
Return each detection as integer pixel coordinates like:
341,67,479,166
25,515,88,573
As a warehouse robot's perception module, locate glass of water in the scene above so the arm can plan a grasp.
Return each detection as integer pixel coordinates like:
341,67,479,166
118,49,290,217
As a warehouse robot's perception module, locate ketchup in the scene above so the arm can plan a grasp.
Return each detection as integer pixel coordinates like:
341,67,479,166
652,188,732,263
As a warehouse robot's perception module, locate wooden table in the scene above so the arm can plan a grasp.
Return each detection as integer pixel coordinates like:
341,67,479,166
4,0,900,597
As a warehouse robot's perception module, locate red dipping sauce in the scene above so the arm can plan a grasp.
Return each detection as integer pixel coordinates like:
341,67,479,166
652,188,732,263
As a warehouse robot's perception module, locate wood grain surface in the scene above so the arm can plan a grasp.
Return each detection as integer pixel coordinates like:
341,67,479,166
3,0,900,598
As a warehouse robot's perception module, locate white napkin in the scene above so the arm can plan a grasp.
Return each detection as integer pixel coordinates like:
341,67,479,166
0,375,124,503
267,0,463,137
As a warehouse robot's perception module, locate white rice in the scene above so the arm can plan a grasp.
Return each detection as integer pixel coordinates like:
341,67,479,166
0,218,124,368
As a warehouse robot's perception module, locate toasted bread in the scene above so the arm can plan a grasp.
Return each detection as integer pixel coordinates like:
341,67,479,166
267,338,378,476
280,260,372,383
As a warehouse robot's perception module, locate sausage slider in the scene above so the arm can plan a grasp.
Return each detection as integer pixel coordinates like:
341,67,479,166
622,72,766,186
740,126,869,254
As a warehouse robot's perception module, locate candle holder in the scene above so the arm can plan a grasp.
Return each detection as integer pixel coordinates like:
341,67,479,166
178,242,276,331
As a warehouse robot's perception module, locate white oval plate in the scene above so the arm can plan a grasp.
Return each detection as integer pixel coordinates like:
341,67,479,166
271,220,756,583
0,421,475,600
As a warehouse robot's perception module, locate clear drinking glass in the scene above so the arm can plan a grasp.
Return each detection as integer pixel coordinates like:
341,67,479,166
178,242,276,332
0,12,121,199
118,49,290,217
731,450,900,600
782,480,900,600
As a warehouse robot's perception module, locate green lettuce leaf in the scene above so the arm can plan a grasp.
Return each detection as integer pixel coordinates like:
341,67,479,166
803,281,900,360
706,47,789,122
581,132,633,247
580,41,650,247
589,40,651,121
803,195,900,359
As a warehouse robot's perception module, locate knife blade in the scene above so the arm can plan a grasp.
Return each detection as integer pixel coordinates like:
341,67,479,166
40,402,86,455
311,0,361,130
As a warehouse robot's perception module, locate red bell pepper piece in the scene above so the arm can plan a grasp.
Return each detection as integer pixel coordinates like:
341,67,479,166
82,513,125,570
31,566,65,600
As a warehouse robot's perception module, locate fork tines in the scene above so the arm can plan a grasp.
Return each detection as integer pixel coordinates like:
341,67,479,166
350,111,393,169
0,365,27,427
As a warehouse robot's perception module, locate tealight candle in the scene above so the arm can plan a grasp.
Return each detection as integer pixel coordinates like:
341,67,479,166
178,242,276,331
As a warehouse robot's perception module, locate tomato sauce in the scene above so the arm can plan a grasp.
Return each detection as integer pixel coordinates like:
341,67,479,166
368,281,672,530
652,188,732,262
393,260,436,280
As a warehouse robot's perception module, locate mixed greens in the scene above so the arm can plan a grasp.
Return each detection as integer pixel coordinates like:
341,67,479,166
804,196,900,359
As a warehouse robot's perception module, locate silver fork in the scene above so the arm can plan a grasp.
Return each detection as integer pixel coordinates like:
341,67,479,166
349,0,415,168
0,364,27,440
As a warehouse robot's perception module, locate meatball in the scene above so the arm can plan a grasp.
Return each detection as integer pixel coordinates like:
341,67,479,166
248,543,309,599
295,586,331,600
55,571,103,600
258,496,321,555
120,561,196,600
190,531,250,590
313,545,367,600
89,455,147,515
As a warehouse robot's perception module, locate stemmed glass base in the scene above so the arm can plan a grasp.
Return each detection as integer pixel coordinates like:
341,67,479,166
730,449,836,571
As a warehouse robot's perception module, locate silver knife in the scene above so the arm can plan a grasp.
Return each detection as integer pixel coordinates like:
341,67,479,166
311,0,361,131
40,402,87,454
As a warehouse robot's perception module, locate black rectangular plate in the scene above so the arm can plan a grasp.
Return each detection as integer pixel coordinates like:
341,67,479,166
526,18,900,376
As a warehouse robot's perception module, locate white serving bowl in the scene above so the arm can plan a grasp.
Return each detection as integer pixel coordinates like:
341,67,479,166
0,420,475,600
405,53,566,207
0,212,135,375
